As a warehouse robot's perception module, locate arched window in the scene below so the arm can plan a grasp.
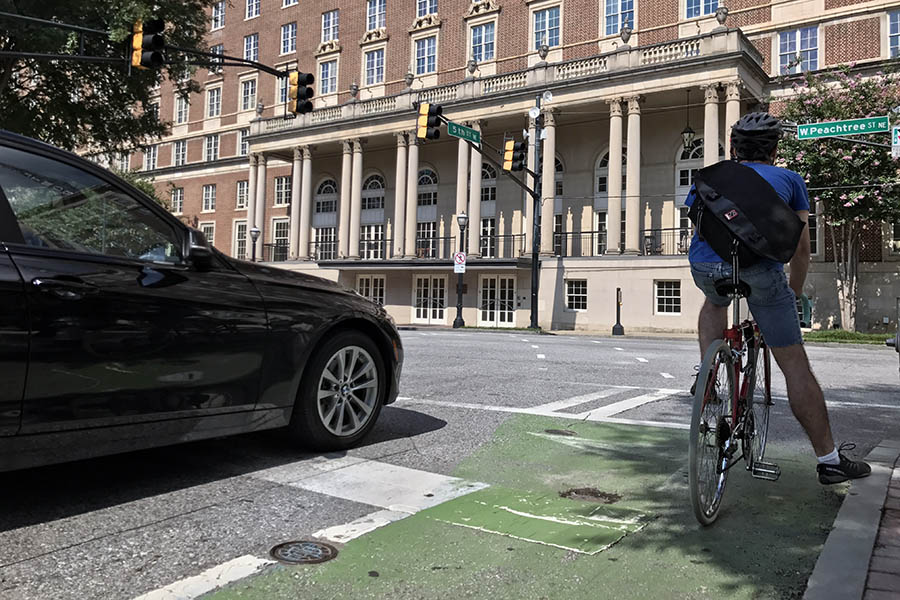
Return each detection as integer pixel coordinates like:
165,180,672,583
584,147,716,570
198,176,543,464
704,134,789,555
417,168,438,206
554,157,564,198
362,174,385,210
481,162,497,203
480,162,498,257
595,149,627,199
594,150,628,255
315,179,338,213
313,178,338,260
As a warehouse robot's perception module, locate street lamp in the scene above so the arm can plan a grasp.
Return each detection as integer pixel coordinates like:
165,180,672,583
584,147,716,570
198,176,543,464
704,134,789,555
250,226,261,262
681,89,696,153
453,211,469,329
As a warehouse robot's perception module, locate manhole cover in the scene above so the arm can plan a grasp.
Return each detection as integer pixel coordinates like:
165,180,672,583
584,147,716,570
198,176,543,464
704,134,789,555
269,541,338,565
559,487,621,504
544,429,577,436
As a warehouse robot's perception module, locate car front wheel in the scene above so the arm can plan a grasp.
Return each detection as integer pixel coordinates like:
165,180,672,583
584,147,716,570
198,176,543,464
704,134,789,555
288,330,385,450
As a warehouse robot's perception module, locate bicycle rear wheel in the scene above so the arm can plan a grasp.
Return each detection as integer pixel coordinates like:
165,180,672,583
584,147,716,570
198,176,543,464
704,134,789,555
689,339,735,526
746,340,772,466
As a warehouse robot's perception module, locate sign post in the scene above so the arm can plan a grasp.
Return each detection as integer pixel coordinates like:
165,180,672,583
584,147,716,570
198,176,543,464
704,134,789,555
447,121,482,146
796,116,890,140
892,125,900,160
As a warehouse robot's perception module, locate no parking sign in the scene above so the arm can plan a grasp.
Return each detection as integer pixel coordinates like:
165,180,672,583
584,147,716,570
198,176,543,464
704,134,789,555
453,251,466,274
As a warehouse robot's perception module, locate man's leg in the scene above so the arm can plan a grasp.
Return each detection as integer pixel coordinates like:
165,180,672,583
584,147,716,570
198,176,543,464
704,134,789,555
698,299,728,360
769,344,834,456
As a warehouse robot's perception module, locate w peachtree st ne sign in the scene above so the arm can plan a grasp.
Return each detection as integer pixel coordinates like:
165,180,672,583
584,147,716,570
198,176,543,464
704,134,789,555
796,116,890,140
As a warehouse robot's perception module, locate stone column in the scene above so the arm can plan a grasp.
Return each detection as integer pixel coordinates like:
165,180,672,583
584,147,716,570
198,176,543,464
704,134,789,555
254,153,267,259
338,140,352,258
404,135,419,258
539,110,557,255
393,133,408,258
455,136,469,219
298,146,313,259
468,122,483,257
525,115,537,238
246,153,258,256
349,139,364,259
288,147,302,259
724,80,742,160
606,98,624,254
703,83,721,167
624,96,641,254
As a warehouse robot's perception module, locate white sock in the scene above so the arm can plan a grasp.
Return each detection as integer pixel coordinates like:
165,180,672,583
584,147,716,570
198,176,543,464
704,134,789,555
817,448,840,465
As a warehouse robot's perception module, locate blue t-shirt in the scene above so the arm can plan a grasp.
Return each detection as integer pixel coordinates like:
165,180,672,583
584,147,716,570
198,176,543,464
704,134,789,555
684,162,810,267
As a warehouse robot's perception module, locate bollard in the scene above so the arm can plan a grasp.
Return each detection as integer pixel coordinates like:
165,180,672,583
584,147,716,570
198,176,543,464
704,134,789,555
612,287,624,336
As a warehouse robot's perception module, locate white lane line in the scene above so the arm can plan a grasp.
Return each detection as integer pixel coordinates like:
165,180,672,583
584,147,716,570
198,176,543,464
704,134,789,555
527,388,624,413
536,354,546,359
576,389,680,419
531,344,540,349
661,372,675,379
592,340,602,344
636,357,649,363
132,555,275,600
313,509,411,544
766,395,900,411
521,338,530,342
614,347,624,351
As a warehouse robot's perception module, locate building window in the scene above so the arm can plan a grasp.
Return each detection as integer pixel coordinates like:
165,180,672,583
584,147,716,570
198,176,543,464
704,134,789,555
605,0,633,36
687,0,717,19
368,0,386,30
533,6,560,50
415,36,437,75
274,176,292,206
175,95,189,124
892,221,900,254
357,275,386,305
320,60,337,94
234,221,247,260
207,87,221,117
283,0,298,6
272,219,290,260
237,180,249,209
202,184,217,212
315,227,337,260
361,224,385,259
281,22,297,54
553,214,563,256
365,48,385,85
655,281,681,314
891,12,900,58
212,1,225,29
417,0,437,17
565,279,587,311
480,217,496,258
779,27,818,74
143,145,158,170
238,129,250,156
416,221,437,258
173,140,186,166
277,76,288,103
594,211,608,254
471,22,495,62
199,222,215,245
116,153,130,172
209,44,224,73
241,79,257,111
417,169,438,205
171,187,184,214
204,134,219,162
481,163,497,203
315,179,338,213
246,0,260,19
362,174,385,209
244,33,259,62
322,10,339,42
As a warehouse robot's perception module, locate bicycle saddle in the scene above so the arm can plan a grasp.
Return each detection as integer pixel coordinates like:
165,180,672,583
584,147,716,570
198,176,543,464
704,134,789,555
713,279,751,298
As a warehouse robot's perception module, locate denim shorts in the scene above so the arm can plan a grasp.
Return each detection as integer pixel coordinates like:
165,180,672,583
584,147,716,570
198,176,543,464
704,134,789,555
690,261,802,348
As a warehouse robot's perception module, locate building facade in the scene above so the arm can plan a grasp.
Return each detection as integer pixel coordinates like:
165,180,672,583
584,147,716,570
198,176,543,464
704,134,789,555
139,0,900,332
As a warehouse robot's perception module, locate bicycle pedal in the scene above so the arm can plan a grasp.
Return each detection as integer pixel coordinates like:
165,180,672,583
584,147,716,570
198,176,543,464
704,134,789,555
751,461,781,481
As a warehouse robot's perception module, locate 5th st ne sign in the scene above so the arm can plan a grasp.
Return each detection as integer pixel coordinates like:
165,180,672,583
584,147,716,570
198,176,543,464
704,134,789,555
797,116,890,140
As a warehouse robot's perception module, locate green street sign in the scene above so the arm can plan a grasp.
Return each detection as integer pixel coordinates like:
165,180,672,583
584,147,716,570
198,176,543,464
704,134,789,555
447,121,481,145
796,116,890,140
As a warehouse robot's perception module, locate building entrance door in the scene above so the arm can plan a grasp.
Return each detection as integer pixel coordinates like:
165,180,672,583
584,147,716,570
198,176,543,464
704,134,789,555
478,275,516,327
413,275,446,325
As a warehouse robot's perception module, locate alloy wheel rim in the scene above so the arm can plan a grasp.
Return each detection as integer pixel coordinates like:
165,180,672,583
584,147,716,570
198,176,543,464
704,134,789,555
317,345,379,437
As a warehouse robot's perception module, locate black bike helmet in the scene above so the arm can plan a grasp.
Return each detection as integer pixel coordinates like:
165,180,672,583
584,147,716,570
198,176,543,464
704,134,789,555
730,112,783,161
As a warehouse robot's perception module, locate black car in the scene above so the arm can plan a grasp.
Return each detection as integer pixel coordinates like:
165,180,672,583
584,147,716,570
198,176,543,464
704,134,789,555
0,130,402,472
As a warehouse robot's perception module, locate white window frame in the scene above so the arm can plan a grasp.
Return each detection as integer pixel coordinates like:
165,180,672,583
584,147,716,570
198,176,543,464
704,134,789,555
322,10,339,43
411,275,447,325
173,140,187,166
654,280,682,315
276,74,289,104
367,0,386,30
116,153,130,172
236,180,249,210
204,134,219,162
209,44,224,74
240,78,257,111
414,35,437,75
206,86,222,117
364,47,385,86
283,0,298,6
246,0,260,19
319,59,337,95
271,217,290,257
532,4,561,50
239,128,250,156
171,187,184,215
360,224,385,259
244,33,259,62
779,26,818,74
281,22,297,55
470,21,495,63
477,274,516,328
357,274,386,305
565,279,588,312
604,0,634,37
891,12,900,58
686,0,717,19
233,220,248,260
202,184,217,212
274,175,292,206
417,0,437,18
198,221,216,246
143,145,158,171
211,1,225,30
175,94,189,124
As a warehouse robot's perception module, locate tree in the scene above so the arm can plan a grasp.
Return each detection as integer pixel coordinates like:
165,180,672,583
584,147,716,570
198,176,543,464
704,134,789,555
776,66,900,332
115,168,170,211
0,0,213,153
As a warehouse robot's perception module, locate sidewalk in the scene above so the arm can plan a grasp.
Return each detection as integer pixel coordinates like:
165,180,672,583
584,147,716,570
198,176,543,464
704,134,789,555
804,440,900,600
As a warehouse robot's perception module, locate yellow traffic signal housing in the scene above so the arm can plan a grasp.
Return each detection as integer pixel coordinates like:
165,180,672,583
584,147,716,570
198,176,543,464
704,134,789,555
502,139,527,171
416,102,442,140
131,19,165,69
288,70,315,114
131,21,143,68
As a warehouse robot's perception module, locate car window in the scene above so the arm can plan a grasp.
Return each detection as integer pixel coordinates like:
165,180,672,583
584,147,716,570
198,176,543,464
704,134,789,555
0,145,183,263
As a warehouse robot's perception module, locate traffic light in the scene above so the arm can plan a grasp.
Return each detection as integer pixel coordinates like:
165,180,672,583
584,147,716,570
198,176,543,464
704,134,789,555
416,102,442,140
131,19,165,69
502,138,527,172
288,71,315,114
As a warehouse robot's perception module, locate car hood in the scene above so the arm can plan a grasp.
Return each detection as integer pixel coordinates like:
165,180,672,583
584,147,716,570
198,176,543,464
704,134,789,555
227,256,349,294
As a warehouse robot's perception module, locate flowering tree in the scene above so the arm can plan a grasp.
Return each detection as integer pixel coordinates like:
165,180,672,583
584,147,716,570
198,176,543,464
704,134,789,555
776,66,900,331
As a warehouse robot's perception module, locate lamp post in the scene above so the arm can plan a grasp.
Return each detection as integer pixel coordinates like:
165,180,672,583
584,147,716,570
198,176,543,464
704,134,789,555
453,211,468,329
250,226,261,262
681,89,696,153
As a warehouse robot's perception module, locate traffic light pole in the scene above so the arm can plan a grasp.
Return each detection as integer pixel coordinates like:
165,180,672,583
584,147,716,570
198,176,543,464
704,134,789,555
530,94,543,330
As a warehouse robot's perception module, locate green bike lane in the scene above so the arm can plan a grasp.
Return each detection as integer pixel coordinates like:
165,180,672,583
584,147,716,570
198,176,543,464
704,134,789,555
205,417,846,600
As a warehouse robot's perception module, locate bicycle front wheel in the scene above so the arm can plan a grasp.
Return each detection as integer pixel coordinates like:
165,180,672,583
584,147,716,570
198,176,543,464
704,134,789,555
747,341,772,466
689,339,735,526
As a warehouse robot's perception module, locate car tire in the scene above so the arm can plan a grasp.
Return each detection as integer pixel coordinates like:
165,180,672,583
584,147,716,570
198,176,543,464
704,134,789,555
288,330,385,451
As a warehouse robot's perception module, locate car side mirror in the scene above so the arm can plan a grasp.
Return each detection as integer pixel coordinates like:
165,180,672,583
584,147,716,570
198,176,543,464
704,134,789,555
187,228,214,270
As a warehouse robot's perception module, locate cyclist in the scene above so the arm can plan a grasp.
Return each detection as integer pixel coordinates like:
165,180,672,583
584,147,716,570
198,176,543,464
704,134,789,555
685,112,870,485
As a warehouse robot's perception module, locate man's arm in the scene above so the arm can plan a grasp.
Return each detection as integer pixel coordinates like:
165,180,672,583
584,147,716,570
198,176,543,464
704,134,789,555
789,209,810,297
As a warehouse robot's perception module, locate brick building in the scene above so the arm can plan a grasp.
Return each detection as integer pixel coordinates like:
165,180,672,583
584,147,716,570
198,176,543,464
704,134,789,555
136,0,900,332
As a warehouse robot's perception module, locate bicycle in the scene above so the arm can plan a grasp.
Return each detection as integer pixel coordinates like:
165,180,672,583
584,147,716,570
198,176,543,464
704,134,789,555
688,242,778,526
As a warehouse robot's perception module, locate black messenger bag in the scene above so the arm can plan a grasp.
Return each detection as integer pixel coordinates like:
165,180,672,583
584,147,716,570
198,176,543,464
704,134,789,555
687,160,805,266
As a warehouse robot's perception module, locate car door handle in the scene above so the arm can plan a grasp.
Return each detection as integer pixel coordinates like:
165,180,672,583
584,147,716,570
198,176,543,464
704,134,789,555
32,277,100,299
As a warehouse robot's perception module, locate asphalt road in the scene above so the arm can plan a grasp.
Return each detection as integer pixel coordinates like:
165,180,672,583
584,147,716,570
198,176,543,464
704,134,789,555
0,331,896,600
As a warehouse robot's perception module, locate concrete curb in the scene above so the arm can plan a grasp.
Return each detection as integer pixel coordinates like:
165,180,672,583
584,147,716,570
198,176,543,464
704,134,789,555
803,440,900,600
